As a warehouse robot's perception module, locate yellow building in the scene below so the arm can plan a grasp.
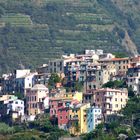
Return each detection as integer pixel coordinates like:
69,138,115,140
64,92,83,102
68,103,90,135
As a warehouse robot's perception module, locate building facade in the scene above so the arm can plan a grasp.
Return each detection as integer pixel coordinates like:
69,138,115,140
26,84,48,116
86,106,102,132
94,88,128,118
127,65,140,95
48,59,64,73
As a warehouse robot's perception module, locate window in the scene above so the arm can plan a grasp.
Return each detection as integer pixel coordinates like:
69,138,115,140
54,62,56,66
115,98,117,101
89,85,91,89
15,101,18,104
60,116,62,119
121,98,123,102
32,96,34,101
115,104,118,108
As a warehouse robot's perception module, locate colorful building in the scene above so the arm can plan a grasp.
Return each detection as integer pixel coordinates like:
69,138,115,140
58,107,69,130
49,98,72,117
86,106,102,132
94,88,128,119
98,57,131,74
68,103,90,135
64,92,83,102
26,84,49,116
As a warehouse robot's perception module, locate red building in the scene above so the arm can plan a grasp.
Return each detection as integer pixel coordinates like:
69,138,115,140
58,107,70,130
49,98,71,117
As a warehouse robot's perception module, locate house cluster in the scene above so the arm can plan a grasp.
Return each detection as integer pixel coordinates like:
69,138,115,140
0,49,140,135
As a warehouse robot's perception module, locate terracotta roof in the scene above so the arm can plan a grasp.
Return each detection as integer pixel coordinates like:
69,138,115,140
99,57,129,62
95,88,127,93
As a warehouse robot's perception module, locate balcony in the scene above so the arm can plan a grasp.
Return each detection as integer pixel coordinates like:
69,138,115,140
104,94,113,98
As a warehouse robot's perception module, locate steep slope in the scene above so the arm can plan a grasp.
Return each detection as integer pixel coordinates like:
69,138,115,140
111,0,140,54
0,0,139,73
122,31,138,55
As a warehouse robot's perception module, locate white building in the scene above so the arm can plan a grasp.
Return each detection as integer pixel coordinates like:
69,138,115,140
15,72,37,95
7,99,24,117
43,96,49,110
15,69,30,79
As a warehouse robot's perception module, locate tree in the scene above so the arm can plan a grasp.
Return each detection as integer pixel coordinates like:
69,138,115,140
113,52,127,58
102,80,126,88
48,73,61,87
14,92,24,100
128,87,135,97
0,123,15,135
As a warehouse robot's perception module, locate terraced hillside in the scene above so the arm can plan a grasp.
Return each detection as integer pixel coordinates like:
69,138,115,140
0,0,139,73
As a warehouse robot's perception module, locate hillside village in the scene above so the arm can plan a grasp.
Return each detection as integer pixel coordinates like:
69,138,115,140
0,49,140,139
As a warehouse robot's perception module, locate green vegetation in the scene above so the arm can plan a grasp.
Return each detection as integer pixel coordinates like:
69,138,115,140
0,0,134,74
113,52,128,58
102,80,126,88
0,0,139,74
1,13,32,26
0,114,69,140
48,73,61,88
